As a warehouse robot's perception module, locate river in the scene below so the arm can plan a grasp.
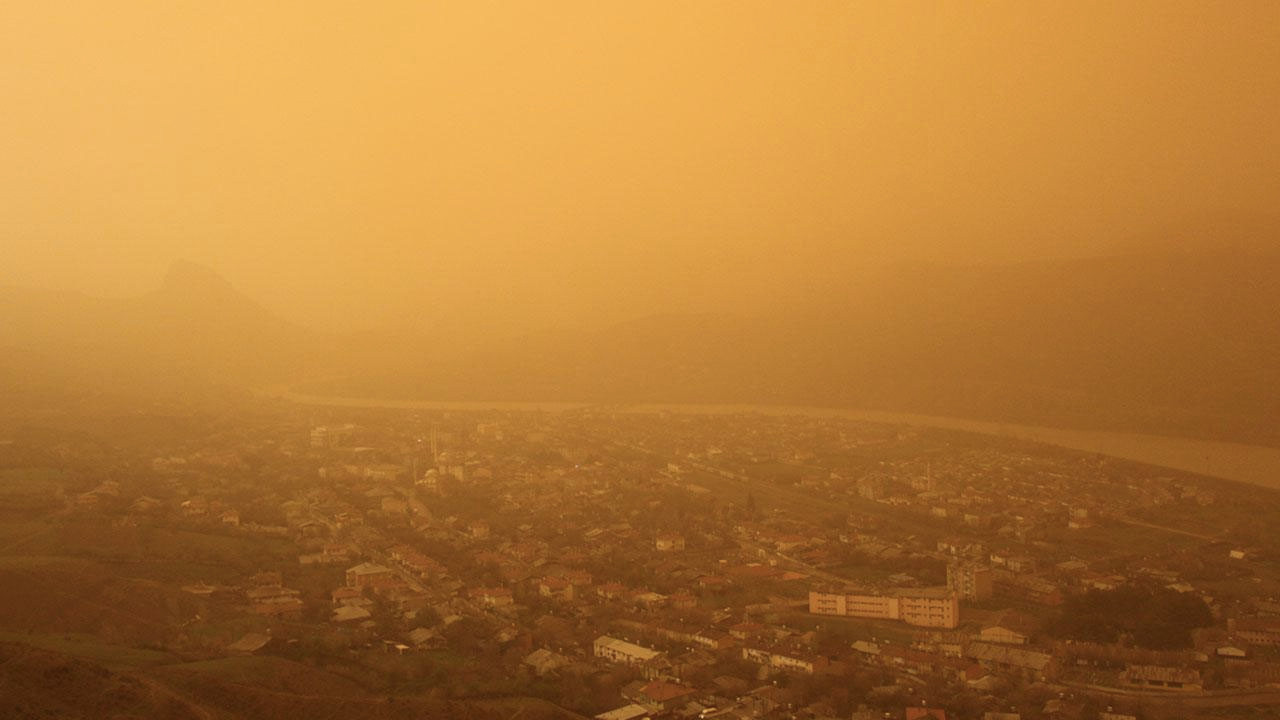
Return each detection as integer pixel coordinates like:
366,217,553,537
275,390,1280,490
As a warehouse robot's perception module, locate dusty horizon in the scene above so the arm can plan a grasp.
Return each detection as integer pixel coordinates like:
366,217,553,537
3,2,1278,332
5,7,1280,716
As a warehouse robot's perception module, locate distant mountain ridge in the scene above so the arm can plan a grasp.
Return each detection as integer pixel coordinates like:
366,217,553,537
0,260,321,408
312,248,1280,446
1,250,1278,446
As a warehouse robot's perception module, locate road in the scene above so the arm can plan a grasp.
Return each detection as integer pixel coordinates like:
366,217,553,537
1112,514,1219,541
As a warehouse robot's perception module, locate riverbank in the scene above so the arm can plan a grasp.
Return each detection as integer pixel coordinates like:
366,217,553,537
271,390,1280,490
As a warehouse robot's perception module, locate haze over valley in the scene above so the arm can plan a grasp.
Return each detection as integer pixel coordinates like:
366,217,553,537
3,3,1280,719
5,245,1279,451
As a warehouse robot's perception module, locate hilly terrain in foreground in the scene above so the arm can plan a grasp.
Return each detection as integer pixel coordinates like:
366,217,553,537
0,639,582,720
0,455,586,720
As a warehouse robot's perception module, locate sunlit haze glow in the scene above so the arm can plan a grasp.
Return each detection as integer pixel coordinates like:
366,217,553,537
3,1,1277,331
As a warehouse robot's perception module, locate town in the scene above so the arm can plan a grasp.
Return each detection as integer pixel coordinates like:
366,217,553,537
3,400,1279,720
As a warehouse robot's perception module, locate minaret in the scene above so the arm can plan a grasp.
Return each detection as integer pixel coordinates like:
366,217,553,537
430,423,439,465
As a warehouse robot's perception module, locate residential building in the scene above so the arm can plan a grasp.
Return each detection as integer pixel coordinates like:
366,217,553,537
345,562,393,588
741,645,827,674
655,533,685,552
809,587,960,629
947,562,994,602
898,588,961,628
1121,665,1202,692
594,635,663,666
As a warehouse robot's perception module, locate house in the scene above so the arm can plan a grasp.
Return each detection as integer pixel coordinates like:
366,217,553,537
539,576,574,601
250,570,283,586
594,704,649,720
669,592,697,609
978,625,1028,645
1121,665,1202,692
1003,555,1037,573
1230,617,1280,646
381,640,411,655
397,552,441,580
655,533,685,552
246,585,304,618
1081,573,1126,591
741,645,827,674
852,640,881,657
181,582,218,596
696,575,729,591
730,621,768,641
966,642,1055,680
690,630,734,650
634,591,667,608
331,586,365,606
594,635,663,666
345,562,392,588
624,679,696,712
564,569,594,588
332,605,372,623
712,675,749,696
522,648,571,676
774,534,813,552
245,584,297,604
407,626,446,649
1055,560,1089,575
993,571,1063,606
469,586,514,607
597,582,631,600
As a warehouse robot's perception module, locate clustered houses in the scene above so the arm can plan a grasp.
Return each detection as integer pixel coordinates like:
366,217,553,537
46,401,1280,719
1228,617,1280,646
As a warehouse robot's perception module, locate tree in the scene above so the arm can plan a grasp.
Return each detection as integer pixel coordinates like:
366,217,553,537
1046,584,1213,649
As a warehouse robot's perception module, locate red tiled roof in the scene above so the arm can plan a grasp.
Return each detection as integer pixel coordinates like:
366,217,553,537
640,680,695,702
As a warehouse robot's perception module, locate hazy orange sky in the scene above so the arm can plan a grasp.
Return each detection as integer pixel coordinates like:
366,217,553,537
2,1,1278,331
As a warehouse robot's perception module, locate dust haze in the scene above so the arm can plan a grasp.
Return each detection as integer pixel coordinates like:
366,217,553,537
3,5,1280,720
3,2,1278,332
